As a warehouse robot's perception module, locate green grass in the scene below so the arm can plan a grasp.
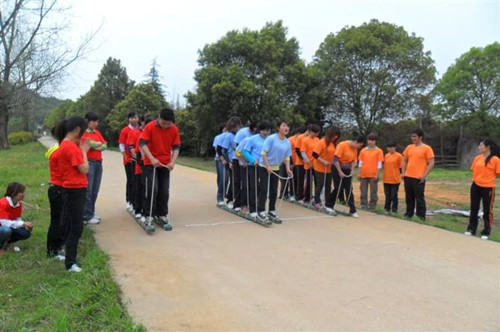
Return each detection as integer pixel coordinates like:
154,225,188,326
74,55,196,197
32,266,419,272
426,167,472,182
0,143,143,331
177,156,216,173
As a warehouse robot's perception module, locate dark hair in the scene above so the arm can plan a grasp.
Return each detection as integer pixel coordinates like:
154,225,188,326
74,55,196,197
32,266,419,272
353,135,365,143
257,120,272,132
5,182,25,198
54,117,87,143
482,138,500,165
295,126,307,135
276,119,289,130
144,115,156,126
325,126,341,146
225,116,242,133
412,128,424,138
387,142,397,148
249,121,258,132
309,124,321,134
159,107,175,122
127,111,138,119
366,133,378,141
84,111,99,122
50,125,56,138
218,122,226,133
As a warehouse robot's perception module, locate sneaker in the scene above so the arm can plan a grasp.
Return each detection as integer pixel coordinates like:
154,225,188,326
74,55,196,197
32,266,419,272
85,217,100,225
297,200,304,205
52,254,65,261
350,212,359,218
313,203,321,210
464,231,472,236
481,235,489,240
268,211,278,219
13,246,20,252
325,207,334,213
217,201,225,206
233,207,242,212
258,212,267,220
289,196,296,202
135,213,142,219
250,212,258,218
67,264,82,273
159,215,170,224
140,216,147,224
93,215,102,221
227,201,234,209
384,210,390,215
126,202,132,210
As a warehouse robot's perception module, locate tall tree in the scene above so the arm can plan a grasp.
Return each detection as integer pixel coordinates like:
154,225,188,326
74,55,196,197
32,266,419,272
435,42,500,119
145,58,165,98
186,21,312,152
0,0,96,148
313,19,436,136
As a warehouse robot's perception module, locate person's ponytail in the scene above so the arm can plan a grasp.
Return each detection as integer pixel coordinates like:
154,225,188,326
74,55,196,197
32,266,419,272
53,117,87,143
54,119,69,143
483,138,500,165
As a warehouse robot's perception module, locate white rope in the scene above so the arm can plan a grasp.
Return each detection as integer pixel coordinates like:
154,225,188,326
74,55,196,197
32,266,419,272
334,169,353,206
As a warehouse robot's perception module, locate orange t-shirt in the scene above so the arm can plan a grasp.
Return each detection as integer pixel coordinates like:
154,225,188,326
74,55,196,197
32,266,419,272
313,138,336,173
358,147,384,178
334,141,358,166
471,155,500,188
289,135,297,165
403,144,435,179
384,152,403,184
300,136,319,170
294,133,308,166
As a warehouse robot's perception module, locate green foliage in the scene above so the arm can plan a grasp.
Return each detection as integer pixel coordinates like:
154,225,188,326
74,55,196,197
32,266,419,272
175,108,199,155
9,95,64,133
0,143,144,330
435,42,500,118
313,19,436,135
107,83,167,134
187,21,318,153
8,131,36,145
43,100,75,128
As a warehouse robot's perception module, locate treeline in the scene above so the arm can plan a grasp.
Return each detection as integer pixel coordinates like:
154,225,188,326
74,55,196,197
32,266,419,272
44,19,499,154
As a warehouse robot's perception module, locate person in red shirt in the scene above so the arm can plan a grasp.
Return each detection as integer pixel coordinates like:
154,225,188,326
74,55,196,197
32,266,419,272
55,116,91,272
119,112,139,210
0,182,33,254
383,142,404,214
81,112,108,224
465,138,500,239
358,133,384,210
140,108,181,228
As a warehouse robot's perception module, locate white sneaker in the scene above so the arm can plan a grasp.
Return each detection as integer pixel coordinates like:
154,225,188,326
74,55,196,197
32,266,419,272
217,201,224,206
140,216,147,224
234,207,241,212
67,264,82,272
135,213,142,219
126,202,132,210
85,217,100,225
13,246,20,252
159,215,170,224
289,196,296,202
250,212,258,218
481,235,489,240
258,212,267,219
325,207,334,213
350,212,359,218
53,254,65,261
227,202,234,209
93,215,102,221
297,200,304,204
464,231,472,236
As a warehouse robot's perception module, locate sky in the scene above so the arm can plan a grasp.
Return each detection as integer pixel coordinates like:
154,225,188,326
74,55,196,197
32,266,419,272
61,0,499,103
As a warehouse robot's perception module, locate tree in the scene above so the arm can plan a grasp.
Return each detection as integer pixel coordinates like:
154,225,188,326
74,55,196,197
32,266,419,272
186,21,313,152
313,19,436,136
145,58,165,98
43,99,73,128
106,83,167,134
0,0,96,148
435,42,500,119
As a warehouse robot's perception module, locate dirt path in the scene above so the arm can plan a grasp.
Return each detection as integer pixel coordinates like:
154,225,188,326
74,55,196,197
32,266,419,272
39,138,500,331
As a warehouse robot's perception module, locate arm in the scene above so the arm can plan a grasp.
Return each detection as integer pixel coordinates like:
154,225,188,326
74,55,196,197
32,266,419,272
0,218,24,228
77,139,91,174
166,146,180,171
139,139,160,167
420,158,435,182
401,155,408,177
243,149,256,165
262,152,272,174
295,148,303,160
301,152,311,165
284,158,293,177
333,157,345,178
375,161,382,181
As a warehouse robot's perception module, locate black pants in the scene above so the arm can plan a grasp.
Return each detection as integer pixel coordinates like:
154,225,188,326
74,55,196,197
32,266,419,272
314,171,332,205
61,187,86,269
248,166,259,213
279,163,290,199
132,172,144,215
294,165,305,201
326,168,356,213
240,165,249,208
231,160,242,208
404,177,426,219
143,165,171,217
258,167,279,213
467,182,495,236
304,168,314,203
225,165,233,203
47,185,65,257
124,162,134,203
384,183,400,213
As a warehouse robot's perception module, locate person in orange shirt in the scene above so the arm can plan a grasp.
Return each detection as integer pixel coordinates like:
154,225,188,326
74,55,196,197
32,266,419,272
312,126,341,209
383,142,403,214
325,135,364,217
358,133,384,210
401,128,435,221
465,138,500,240
300,124,321,204
293,127,309,202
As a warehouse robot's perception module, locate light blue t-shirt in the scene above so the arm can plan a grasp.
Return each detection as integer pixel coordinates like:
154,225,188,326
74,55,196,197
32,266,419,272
234,127,252,145
259,133,292,167
221,131,237,161
212,132,225,158
243,134,266,165
236,136,252,166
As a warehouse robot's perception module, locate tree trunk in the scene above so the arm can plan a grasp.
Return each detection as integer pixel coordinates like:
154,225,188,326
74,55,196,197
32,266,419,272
0,105,10,149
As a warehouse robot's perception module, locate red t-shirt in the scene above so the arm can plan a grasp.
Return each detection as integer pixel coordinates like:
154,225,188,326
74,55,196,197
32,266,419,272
81,129,107,162
140,121,181,166
119,125,133,165
134,134,142,175
49,147,63,186
58,139,88,189
0,196,23,221
127,128,141,156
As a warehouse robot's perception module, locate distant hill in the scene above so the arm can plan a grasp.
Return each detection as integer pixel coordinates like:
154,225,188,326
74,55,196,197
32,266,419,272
8,95,64,133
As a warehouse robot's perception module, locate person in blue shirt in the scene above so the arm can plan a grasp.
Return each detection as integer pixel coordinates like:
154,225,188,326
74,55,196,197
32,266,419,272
242,121,272,216
217,117,242,207
258,120,293,221
232,122,258,212
212,123,227,205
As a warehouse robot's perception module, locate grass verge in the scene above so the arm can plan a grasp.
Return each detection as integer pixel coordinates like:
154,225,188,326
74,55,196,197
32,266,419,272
0,143,143,331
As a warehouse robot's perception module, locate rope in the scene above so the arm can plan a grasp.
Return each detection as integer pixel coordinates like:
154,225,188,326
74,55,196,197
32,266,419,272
149,165,156,221
246,166,250,210
334,169,353,207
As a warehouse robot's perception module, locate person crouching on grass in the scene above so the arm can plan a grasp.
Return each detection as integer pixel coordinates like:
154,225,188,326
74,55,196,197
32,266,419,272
0,182,33,255
56,117,91,272
81,112,108,225
358,133,384,210
139,108,181,228
465,138,500,240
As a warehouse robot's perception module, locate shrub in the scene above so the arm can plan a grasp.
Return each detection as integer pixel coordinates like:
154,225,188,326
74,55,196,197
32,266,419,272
8,131,35,145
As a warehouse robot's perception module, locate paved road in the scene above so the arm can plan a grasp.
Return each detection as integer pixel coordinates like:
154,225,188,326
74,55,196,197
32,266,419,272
39,137,500,331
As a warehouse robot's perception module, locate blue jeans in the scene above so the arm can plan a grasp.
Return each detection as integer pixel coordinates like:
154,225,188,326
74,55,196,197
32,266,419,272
215,160,227,203
0,226,12,249
9,227,31,244
84,160,103,221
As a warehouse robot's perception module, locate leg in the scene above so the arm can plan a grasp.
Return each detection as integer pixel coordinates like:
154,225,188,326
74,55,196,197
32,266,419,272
314,172,325,205
268,170,279,212
415,180,426,220
226,165,233,203
47,186,64,256
369,178,378,209
383,184,391,212
83,162,96,221
91,161,103,217
344,171,356,214
124,163,133,203
480,187,494,237
8,227,31,243
133,174,143,215
467,183,481,234
63,188,86,269
142,166,158,218
0,226,12,249
248,166,257,213
360,178,368,208
257,167,268,213
404,177,416,217
215,160,223,203
232,160,242,208
240,166,248,208
155,167,171,217
296,166,305,201
326,168,341,209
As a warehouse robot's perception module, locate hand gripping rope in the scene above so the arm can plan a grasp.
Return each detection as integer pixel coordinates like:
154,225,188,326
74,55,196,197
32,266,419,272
266,167,293,215
334,171,353,212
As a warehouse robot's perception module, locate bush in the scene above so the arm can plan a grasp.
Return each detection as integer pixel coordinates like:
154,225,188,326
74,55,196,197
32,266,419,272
8,131,35,145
